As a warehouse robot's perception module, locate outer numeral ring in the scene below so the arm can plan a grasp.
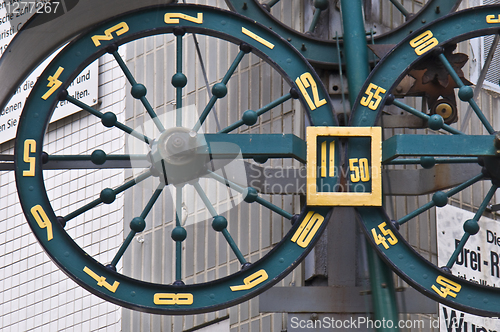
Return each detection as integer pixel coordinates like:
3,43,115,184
350,5,500,316
14,5,336,314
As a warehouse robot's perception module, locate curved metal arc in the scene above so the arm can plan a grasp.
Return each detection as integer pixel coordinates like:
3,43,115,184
224,0,461,67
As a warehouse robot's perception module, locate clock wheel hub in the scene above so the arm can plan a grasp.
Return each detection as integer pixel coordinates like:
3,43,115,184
150,127,209,185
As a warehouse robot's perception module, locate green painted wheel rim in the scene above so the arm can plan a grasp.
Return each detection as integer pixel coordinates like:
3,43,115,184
225,0,462,68
350,5,500,316
14,5,337,314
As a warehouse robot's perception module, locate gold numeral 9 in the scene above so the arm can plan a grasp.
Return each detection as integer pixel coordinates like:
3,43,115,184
230,269,268,291
31,205,53,241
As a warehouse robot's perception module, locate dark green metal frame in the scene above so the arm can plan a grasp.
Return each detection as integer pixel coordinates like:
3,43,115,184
14,5,337,314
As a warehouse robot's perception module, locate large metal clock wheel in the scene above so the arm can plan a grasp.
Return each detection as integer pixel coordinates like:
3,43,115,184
225,0,463,68
14,5,338,314
350,5,500,316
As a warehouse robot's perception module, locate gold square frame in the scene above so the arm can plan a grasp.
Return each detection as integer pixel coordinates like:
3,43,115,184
306,127,382,206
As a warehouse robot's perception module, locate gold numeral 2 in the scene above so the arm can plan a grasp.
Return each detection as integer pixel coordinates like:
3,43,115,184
83,266,120,293
164,13,203,24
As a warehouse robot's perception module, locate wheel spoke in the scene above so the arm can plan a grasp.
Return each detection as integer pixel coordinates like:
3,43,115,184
207,170,294,220
173,33,186,127
392,99,463,135
111,50,165,132
446,184,498,269
63,170,152,222
382,134,495,163
461,34,500,131
387,157,479,165
437,53,495,134
64,95,151,143
219,92,293,133
389,0,410,18
205,133,306,163
173,186,185,283
110,183,164,268
193,49,247,132
397,173,484,225
192,182,247,265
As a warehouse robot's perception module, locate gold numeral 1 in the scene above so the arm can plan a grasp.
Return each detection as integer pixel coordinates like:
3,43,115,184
23,139,36,177
30,205,53,241
295,72,327,111
291,211,325,248
83,266,120,293
154,293,194,305
230,269,268,291
91,22,129,47
409,30,439,56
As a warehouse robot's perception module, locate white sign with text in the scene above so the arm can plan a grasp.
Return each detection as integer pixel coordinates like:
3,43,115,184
437,205,500,331
0,0,97,144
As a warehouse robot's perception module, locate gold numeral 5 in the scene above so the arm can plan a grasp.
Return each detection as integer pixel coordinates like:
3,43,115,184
23,139,36,177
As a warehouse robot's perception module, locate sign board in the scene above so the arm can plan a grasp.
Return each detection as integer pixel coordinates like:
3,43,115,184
0,0,97,144
437,205,500,331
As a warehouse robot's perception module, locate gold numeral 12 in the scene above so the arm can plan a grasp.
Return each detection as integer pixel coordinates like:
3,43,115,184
295,72,327,111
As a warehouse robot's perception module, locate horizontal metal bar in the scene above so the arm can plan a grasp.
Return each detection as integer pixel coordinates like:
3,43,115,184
205,134,306,163
383,135,497,162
